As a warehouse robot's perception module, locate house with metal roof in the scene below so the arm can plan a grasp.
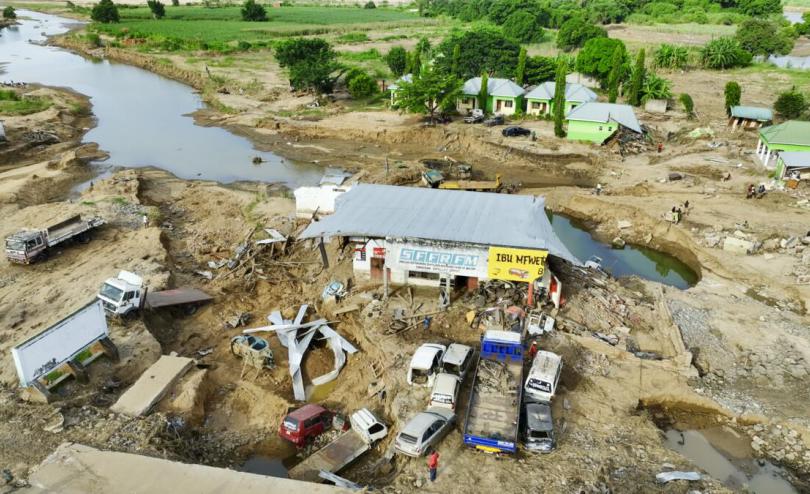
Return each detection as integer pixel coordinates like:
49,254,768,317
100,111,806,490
387,73,412,106
456,77,525,116
756,121,810,169
524,82,597,117
565,102,642,143
775,151,810,181
300,184,577,296
728,106,773,130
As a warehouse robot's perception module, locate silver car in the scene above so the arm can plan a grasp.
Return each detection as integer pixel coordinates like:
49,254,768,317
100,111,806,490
394,407,456,457
523,401,555,453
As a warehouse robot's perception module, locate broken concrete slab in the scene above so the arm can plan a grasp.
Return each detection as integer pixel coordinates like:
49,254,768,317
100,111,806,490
723,236,756,255
111,354,194,417
617,220,632,230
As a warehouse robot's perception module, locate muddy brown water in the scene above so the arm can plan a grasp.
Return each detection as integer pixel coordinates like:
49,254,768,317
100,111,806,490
1,11,324,186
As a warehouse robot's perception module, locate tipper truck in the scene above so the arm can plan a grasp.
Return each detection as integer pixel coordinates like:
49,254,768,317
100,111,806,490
462,330,524,454
97,270,212,316
5,214,105,264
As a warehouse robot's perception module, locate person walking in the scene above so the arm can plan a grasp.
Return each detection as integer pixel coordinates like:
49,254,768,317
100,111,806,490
423,315,432,331
427,450,439,482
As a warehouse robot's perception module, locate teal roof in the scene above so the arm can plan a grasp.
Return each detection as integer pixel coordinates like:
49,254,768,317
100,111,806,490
730,106,772,122
760,121,810,146
566,102,642,133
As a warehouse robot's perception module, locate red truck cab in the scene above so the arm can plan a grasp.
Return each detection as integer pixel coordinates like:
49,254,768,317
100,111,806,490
279,404,332,447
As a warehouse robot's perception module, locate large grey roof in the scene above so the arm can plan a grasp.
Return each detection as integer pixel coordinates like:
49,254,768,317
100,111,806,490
462,77,525,98
299,184,579,264
779,151,810,168
525,82,597,103
566,102,642,133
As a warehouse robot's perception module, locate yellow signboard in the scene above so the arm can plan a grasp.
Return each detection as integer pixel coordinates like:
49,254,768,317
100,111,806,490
487,247,548,282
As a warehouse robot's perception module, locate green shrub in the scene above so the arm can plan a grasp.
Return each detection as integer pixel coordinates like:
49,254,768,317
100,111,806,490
241,0,267,21
86,32,102,47
557,16,606,51
364,1,376,8
701,37,751,69
724,81,741,114
347,71,378,98
654,44,689,69
774,88,808,119
679,93,695,118
337,32,369,43
385,46,407,77
237,40,252,50
3,6,16,19
735,19,794,57
147,0,165,19
502,10,544,43
91,0,120,23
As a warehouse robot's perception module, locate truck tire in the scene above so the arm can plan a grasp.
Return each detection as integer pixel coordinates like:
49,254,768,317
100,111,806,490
77,232,91,244
35,250,49,263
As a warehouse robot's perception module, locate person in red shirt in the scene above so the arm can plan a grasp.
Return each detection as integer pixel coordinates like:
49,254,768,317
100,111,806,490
427,450,439,482
529,341,538,360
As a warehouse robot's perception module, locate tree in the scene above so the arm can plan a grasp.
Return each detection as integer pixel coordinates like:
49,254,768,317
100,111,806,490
557,17,607,51
524,56,556,84
451,44,461,77
385,46,408,77
607,46,624,103
679,93,695,119
409,50,422,76
275,38,338,92
415,36,431,58
348,71,378,98
435,27,521,79
241,0,267,22
701,37,751,69
488,0,541,25
627,49,645,106
478,72,489,113
364,1,376,8
724,81,741,115
515,47,527,86
553,62,566,137
502,11,544,43
774,88,808,119
397,65,462,123
147,0,165,19
738,0,782,16
735,19,794,57
3,6,16,18
91,0,119,23
640,72,672,103
576,37,626,85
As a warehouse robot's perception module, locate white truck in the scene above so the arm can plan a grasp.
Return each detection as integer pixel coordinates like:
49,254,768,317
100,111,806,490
288,408,387,483
97,271,212,316
5,214,105,264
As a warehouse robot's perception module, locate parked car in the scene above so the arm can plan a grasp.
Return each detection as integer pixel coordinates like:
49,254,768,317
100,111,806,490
524,351,563,403
464,109,484,124
408,343,447,387
394,407,456,457
440,343,474,380
522,401,556,453
483,115,504,127
429,373,461,410
278,404,332,447
502,126,531,137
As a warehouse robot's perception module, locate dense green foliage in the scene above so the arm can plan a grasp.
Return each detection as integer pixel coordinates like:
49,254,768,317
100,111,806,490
627,49,646,106
735,19,794,56
435,27,520,79
515,47,527,85
607,46,625,103
556,16,606,51
275,38,338,92
524,55,556,84
147,0,165,19
737,0,781,16
576,37,627,85
654,44,689,69
701,37,751,69
241,0,267,21
386,47,408,77
724,81,741,113
774,88,808,119
91,0,119,23
347,71,378,98
478,72,489,111
3,6,16,19
553,62,565,137
397,65,462,122
640,72,672,103
364,1,376,8
679,93,695,118
502,10,544,43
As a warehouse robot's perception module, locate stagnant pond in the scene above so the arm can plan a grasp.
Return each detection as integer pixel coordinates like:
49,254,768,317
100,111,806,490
0,10,324,185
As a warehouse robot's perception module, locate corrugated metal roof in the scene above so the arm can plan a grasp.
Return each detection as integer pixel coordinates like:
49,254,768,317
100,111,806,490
461,77,525,98
525,82,597,103
387,73,413,91
299,184,580,264
760,121,810,146
730,105,773,121
779,151,810,168
566,102,642,133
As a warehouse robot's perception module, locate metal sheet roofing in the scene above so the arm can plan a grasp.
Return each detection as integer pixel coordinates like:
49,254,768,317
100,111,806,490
299,184,580,264
730,105,773,122
566,102,642,133
525,82,597,103
387,73,412,91
461,77,525,98
779,151,810,168
760,121,810,146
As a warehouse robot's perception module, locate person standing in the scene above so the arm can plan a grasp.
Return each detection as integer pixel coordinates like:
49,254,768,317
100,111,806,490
142,214,149,229
427,450,439,482
529,341,538,360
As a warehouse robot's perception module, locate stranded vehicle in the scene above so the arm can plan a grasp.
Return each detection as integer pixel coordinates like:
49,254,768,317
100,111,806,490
288,408,388,483
394,407,455,457
429,373,461,410
97,270,213,316
522,401,556,453
524,351,563,403
279,404,332,447
441,343,474,380
408,343,447,387
4,214,105,264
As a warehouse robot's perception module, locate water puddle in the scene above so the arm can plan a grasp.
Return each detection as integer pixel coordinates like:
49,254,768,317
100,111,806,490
549,213,699,289
240,455,292,478
663,428,798,494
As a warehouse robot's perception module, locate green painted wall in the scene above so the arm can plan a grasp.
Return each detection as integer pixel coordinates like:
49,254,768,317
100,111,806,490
566,119,617,143
760,140,810,153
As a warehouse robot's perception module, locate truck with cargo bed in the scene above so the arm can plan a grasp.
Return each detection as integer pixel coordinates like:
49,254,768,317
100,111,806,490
462,330,524,454
97,270,213,316
5,214,105,264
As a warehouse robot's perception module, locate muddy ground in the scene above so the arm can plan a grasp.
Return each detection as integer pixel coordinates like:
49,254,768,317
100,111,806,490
1,27,810,494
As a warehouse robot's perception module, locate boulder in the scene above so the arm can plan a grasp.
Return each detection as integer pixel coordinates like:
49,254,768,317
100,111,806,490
723,237,755,255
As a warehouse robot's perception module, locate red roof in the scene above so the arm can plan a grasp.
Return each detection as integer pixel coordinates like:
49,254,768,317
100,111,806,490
286,404,327,421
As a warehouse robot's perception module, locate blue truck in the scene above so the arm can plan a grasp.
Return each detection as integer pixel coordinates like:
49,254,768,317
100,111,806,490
462,330,525,454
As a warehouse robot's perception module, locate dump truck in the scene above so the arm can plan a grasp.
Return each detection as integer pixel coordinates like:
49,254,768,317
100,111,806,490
462,330,524,454
97,270,213,317
5,214,105,264
288,408,387,483
439,173,503,192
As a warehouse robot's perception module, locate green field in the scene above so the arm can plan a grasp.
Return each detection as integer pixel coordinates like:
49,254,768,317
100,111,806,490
0,90,51,116
117,5,419,23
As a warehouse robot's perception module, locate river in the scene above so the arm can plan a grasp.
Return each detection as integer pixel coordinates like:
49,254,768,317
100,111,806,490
0,10,324,185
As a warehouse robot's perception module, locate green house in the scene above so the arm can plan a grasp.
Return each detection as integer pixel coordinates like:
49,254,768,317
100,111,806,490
457,77,525,116
565,102,642,143
775,151,810,181
756,121,810,169
524,82,597,117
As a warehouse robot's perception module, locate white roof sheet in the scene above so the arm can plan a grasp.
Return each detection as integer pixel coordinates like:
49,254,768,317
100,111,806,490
299,184,580,264
566,102,642,133
525,82,597,103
